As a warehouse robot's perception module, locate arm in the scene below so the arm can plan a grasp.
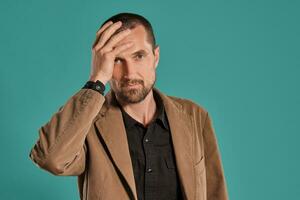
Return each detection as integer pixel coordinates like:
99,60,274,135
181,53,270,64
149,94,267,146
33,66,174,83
203,112,229,199
29,20,135,176
29,88,105,176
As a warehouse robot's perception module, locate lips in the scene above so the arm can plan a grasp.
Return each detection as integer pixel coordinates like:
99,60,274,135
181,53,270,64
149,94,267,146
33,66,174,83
128,83,139,86
121,80,143,88
126,83,140,87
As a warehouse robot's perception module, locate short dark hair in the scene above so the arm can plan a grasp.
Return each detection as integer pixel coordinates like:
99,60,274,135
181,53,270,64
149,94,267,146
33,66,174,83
100,12,157,52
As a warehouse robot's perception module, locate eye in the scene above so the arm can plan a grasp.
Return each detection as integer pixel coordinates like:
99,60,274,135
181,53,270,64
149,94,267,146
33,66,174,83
135,54,144,60
114,58,122,64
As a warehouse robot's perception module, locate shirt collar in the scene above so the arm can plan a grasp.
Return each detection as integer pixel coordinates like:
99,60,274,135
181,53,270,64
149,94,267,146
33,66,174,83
118,90,170,130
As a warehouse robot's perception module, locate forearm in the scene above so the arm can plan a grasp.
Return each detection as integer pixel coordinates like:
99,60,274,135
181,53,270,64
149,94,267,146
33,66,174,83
29,88,105,175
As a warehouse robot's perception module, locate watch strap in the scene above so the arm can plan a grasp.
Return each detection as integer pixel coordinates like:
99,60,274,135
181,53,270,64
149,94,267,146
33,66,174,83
82,80,105,95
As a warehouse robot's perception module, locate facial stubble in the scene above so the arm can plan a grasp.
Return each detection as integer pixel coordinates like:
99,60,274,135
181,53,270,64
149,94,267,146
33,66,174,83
112,76,156,104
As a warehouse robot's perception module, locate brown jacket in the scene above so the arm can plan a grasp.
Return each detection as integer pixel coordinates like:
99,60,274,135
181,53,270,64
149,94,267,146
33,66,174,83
29,87,229,200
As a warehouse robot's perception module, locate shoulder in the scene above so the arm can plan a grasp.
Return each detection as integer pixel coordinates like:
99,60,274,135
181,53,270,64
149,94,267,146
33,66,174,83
166,94,208,117
164,94,211,131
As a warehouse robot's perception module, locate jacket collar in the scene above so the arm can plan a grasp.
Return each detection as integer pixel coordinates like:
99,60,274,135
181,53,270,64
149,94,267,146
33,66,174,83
94,87,195,200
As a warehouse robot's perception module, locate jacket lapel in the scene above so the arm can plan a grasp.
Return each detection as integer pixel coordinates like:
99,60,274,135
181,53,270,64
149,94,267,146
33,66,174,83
94,87,195,200
94,90,138,200
155,88,195,200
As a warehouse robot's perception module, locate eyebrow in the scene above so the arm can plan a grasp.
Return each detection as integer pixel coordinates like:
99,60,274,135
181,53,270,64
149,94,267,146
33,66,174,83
116,49,149,60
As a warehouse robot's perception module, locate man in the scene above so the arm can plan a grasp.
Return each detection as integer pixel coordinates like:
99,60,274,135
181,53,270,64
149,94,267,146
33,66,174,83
29,12,229,200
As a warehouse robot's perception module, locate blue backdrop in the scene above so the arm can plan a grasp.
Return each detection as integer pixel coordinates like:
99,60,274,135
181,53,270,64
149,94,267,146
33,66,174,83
1,0,299,199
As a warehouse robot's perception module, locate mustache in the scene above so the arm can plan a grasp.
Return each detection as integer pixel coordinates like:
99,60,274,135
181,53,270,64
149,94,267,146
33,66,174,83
120,78,144,87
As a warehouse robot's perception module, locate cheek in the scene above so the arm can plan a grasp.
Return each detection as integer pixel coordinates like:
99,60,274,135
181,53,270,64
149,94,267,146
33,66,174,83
140,68,156,83
141,57,156,71
139,59,156,77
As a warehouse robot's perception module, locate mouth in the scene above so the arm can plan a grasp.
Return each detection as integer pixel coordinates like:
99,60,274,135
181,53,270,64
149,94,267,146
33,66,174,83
125,83,141,88
121,79,143,88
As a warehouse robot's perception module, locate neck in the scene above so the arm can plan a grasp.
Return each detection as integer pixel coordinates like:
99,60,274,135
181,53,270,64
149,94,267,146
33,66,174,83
117,90,157,127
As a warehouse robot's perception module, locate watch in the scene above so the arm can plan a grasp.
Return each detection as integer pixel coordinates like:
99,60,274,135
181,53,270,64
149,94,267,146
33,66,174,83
82,80,105,95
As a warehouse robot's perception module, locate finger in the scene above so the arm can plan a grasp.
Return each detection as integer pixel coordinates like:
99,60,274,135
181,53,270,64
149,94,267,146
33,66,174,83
94,21,123,51
101,29,131,52
111,42,134,56
96,21,113,36
92,21,114,49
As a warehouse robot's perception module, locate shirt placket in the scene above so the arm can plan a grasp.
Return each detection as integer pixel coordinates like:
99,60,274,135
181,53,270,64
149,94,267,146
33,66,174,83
143,123,157,200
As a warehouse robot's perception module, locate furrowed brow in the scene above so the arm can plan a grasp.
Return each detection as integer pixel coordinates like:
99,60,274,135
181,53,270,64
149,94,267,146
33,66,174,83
115,49,148,60
131,49,148,57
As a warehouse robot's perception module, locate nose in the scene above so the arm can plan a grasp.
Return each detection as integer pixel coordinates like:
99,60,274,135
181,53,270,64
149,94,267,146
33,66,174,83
123,60,136,76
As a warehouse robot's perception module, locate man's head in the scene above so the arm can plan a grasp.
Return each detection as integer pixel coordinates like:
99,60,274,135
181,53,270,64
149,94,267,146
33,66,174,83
99,12,160,105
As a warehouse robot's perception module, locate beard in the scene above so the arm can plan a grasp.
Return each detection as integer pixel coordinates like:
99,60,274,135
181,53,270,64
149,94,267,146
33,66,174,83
111,76,156,104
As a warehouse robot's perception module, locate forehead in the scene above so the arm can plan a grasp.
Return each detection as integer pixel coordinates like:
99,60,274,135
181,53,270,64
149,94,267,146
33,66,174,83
115,25,152,56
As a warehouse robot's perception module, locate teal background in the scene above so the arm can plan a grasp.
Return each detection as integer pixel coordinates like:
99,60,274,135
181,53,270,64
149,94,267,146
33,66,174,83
1,0,299,199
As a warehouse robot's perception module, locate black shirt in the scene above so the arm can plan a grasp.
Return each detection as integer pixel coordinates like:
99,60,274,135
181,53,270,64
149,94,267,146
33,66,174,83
118,91,183,200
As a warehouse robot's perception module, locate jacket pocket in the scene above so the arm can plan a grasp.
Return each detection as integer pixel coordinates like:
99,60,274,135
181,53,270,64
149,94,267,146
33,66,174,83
195,156,206,200
194,156,205,173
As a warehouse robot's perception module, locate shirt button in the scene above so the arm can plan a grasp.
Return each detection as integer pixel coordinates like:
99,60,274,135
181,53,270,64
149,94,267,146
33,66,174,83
147,168,152,173
145,138,149,142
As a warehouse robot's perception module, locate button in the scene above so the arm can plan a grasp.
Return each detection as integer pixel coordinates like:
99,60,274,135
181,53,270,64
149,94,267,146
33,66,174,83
147,168,152,172
145,138,149,142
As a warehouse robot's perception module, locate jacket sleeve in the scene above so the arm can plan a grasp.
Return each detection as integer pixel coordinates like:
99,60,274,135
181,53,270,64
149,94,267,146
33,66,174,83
203,112,229,200
29,88,105,176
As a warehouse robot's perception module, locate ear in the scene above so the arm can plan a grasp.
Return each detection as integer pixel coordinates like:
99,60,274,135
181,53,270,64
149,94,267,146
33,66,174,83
153,45,160,69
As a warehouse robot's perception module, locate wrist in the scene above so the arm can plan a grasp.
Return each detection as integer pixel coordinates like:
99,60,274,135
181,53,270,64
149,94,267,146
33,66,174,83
83,80,106,95
89,75,109,85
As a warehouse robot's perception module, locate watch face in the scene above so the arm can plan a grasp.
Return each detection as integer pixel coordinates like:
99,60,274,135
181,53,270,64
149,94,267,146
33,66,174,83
95,85,101,90
96,81,105,90
83,81,104,94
